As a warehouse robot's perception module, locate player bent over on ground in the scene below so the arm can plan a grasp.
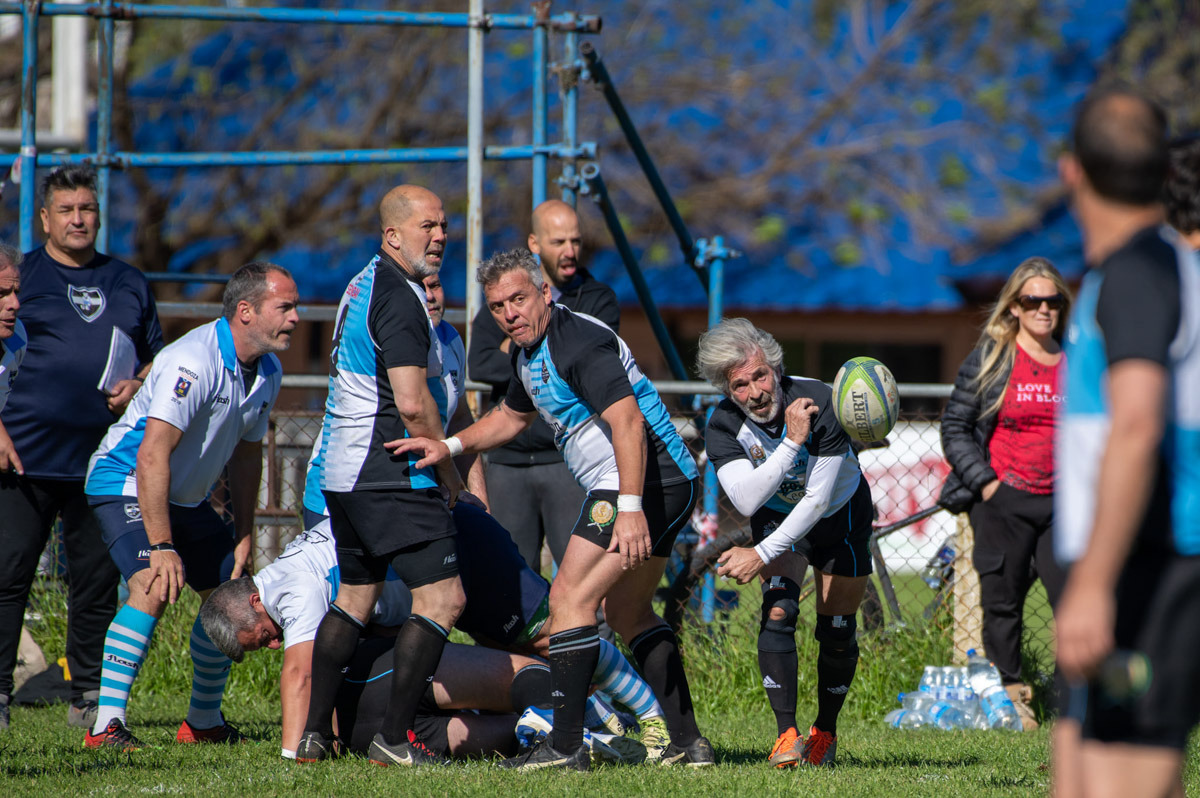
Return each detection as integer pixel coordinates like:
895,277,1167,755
81,262,296,748
391,248,710,771
696,318,873,768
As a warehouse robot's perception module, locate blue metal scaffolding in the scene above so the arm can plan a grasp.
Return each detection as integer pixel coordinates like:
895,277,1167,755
3,2,740,619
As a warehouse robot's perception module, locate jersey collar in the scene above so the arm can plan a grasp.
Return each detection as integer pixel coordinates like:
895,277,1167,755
1,321,23,355
216,317,238,373
214,317,279,378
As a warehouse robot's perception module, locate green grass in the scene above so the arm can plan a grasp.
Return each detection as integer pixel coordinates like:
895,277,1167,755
10,576,1198,796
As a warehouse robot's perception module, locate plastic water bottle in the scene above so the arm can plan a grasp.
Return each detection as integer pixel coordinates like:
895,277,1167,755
900,693,972,730
922,543,955,589
884,709,932,729
918,666,940,694
966,649,1022,731
946,666,975,702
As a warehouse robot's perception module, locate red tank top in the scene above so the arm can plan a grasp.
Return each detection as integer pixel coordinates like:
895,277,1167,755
986,344,1064,495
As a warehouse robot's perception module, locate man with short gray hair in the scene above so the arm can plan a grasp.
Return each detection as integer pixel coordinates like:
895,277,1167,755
80,261,297,749
697,318,872,769
0,166,162,733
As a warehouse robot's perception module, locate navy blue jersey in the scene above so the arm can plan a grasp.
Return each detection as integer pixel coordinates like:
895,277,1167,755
504,306,697,490
1,247,162,479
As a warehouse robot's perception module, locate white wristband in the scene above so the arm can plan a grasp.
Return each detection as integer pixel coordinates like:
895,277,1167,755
443,436,464,457
617,494,642,513
281,747,296,760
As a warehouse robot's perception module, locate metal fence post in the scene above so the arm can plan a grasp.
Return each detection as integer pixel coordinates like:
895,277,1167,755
465,0,485,353
560,22,577,207
531,1,549,208
699,236,726,623
19,0,40,253
96,0,115,254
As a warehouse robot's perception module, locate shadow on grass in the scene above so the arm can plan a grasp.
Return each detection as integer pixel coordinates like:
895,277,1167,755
839,751,983,769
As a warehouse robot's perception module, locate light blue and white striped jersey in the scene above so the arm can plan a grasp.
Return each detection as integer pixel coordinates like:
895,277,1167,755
317,252,447,494
85,317,281,506
504,306,697,492
304,317,462,516
1057,226,1200,559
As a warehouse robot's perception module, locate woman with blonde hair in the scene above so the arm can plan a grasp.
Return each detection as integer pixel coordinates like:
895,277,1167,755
939,256,1072,730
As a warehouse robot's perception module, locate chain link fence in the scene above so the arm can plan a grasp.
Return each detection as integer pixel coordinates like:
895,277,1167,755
238,396,1054,678
28,390,1054,690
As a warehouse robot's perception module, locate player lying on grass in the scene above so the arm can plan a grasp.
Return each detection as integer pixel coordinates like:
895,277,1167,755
202,504,667,761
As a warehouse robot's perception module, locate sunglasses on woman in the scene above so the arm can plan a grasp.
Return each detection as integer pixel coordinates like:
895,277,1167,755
1016,294,1065,311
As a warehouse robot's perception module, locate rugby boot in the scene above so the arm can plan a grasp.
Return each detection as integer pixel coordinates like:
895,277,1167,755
368,729,449,767
0,697,9,731
799,725,837,767
515,706,553,749
639,716,670,761
498,737,590,772
659,735,716,767
84,718,143,751
67,690,99,729
768,726,803,768
176,715,246,744
1005,683,1039,731
295,729,343,762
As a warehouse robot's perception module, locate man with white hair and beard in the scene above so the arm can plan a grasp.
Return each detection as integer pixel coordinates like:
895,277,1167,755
696,318,873,769
296,185,467,767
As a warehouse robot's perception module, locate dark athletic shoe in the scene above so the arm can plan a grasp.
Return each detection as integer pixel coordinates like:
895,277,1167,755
176,715,246,744
295,730,342,762
67,691,99,729
498,737,590,772
659,735,716,767
368,730,449,767
83,718,143,751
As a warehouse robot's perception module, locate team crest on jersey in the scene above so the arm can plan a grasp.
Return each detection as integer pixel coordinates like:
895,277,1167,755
749,444,765,463
67,285,106,322
174,376,192,398
589,500,616,528
541,363,550,384
123,503,142,522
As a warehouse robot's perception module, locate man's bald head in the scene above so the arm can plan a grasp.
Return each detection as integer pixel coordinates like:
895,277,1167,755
1072,87,1168,206
528,200,582,288
379,185,447,278
380,185,440,231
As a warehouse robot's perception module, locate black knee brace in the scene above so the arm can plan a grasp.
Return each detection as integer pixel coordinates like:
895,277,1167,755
758,576,801,653
814,613,858,656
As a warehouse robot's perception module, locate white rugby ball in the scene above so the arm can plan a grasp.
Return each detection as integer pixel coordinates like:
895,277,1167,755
832,356,899,443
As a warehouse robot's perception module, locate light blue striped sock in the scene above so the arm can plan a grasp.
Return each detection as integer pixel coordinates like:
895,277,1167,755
186,615,231,729
593,638,664,720
93,604,158,735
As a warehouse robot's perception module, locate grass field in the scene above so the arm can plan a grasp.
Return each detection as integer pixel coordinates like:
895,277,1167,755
8,575,1198,796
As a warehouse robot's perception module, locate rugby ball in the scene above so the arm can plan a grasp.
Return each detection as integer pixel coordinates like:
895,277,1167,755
832,357,899,443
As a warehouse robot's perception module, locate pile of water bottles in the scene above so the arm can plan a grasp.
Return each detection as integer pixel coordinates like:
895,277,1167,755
883,649,1023,731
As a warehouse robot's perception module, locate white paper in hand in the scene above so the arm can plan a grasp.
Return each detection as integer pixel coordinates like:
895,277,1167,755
97,326,138,395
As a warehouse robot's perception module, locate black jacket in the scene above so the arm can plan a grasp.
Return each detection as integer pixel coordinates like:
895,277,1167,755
938,345,1006,514
468,267,620,466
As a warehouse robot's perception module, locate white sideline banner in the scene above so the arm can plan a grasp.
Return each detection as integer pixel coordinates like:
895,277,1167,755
857,420,956,574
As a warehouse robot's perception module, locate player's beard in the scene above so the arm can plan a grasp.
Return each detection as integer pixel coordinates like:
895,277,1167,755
734,382,784,425
398,239,439,279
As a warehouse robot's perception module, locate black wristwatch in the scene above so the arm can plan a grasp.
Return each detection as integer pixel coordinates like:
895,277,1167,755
148,542,176,552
